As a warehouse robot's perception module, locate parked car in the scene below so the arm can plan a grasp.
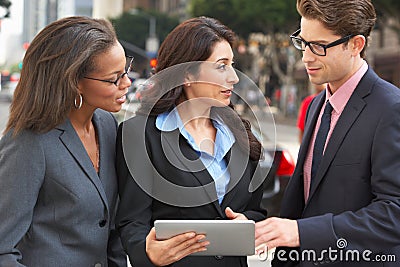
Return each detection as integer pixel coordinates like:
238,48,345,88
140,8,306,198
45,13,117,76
0,72,20,101
261,147,295,217
0,80,18,101
127,78,147,102
249,121,296,218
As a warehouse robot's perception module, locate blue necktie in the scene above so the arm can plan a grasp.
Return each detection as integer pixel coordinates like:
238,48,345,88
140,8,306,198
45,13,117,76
311,101,333,181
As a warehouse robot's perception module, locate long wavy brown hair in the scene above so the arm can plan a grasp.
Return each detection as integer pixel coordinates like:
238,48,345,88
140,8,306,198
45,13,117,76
137,16,262,161
5,16,117,136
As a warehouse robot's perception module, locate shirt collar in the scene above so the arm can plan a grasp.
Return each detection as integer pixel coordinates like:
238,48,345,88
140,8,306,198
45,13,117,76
326,60,368,114
155,107,184,132
156,107,235,160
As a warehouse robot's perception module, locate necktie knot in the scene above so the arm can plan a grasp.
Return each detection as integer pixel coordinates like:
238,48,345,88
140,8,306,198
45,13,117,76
324,100,333,114
323,101,333,115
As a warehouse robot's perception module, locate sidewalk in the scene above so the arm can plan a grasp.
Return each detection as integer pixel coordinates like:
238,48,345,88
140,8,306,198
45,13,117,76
269,106,297,127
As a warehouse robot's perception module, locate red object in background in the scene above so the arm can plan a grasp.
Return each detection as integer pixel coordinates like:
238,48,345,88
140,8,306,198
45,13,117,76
10,73,20,82
10,76,18,82
149,58,158,68
1,70,10,76
276,150,295,177
23,42,30,50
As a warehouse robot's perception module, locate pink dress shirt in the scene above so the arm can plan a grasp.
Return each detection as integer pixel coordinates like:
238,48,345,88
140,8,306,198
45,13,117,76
303,61,369,201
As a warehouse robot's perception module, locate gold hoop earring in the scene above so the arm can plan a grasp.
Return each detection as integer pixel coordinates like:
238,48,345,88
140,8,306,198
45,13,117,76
74,94,83,109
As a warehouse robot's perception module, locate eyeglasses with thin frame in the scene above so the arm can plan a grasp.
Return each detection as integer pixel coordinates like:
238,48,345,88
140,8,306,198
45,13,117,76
290,29,355,56
84,56,134,86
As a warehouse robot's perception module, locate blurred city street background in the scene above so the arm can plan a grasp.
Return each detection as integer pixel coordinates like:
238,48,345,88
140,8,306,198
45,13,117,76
0,99,8,133
1,0,399,266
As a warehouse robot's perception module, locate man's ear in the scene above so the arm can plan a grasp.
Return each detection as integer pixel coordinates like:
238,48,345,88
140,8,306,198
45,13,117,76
351,35,366,56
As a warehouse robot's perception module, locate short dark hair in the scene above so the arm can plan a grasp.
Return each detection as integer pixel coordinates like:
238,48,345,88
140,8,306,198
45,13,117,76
297,0,376,58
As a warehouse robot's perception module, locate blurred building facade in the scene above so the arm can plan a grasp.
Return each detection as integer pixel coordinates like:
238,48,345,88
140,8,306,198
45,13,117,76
369,19,400,87
122,0,189,21
0,0,93,68
92,0,123,19
23,0,93,43
0,0,23,66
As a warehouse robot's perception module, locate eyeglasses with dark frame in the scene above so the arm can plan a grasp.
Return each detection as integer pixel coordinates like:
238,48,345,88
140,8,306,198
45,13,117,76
84,56,134,86
290,29,355,56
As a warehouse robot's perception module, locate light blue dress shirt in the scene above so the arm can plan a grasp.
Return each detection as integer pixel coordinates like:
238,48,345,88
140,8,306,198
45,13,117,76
156,108,235,204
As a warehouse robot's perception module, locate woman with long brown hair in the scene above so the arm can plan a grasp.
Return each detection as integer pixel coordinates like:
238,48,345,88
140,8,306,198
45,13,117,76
116,16,267,267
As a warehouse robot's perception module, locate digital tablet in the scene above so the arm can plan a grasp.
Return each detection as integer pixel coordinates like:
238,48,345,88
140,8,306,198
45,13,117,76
154,220,255,256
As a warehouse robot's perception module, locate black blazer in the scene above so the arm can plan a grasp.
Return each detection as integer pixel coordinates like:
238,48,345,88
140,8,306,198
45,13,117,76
116,114,267,267
273,68,400,267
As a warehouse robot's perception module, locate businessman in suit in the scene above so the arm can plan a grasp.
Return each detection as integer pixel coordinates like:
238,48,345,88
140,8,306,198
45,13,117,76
255,0,400,266
0,17,129,266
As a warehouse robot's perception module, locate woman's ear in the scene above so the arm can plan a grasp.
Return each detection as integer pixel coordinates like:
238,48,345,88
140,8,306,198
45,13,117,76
184,72,194,87
76,81,84,95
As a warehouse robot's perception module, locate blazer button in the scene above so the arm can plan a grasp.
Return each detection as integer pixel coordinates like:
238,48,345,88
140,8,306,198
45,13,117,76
94,263,102,267
215,255,224,260
99,219,107,227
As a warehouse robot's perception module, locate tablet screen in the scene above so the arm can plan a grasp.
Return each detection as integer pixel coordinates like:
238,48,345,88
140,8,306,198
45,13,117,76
155,220,255,256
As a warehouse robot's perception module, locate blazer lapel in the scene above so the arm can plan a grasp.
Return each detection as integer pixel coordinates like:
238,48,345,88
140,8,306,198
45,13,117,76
307,69,374,202
56,117,109,209
161,130,224,216
220,144,249,208
92,112,109,187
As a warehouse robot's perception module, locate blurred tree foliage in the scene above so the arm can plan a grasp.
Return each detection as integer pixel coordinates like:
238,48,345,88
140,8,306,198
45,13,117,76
190,0,400,38
190,0,299,38
0,0,11,8
0,0,11,18
110,10,179,51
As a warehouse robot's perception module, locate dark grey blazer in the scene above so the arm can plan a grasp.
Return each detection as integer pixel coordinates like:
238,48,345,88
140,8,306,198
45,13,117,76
273,68,400,267
0,109,126,267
